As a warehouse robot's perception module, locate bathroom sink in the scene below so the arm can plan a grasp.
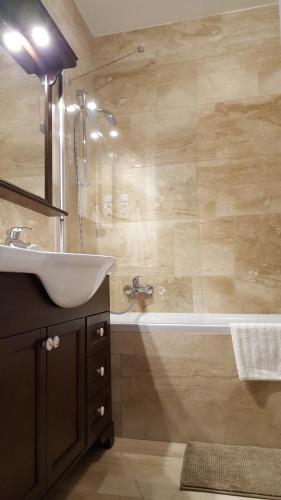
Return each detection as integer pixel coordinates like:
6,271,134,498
0,245,115,308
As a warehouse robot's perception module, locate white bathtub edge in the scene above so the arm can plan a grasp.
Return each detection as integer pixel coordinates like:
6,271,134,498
110,313,281,335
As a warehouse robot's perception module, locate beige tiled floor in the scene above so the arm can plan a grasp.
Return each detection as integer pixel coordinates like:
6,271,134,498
47,438,260,500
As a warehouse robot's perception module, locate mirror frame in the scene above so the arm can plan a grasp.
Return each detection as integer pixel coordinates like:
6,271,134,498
0,0,78,217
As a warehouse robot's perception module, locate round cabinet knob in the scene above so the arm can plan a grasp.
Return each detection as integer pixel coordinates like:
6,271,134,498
97,327,104,337
97,366,105,377
43,338,54,351
53,336,60,349
98,406,105,417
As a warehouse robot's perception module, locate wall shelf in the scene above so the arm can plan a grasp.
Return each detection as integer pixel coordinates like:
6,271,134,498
0,180,68,217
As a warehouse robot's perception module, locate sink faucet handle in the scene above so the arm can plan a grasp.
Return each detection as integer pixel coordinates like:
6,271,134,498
5,226,35,249
8,226,32,239
132,275,140,287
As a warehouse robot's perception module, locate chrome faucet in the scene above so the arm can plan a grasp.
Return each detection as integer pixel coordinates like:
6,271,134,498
5,227,36,249
123,275,154,297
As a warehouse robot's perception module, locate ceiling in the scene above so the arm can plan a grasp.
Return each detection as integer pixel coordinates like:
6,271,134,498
74,0,275,37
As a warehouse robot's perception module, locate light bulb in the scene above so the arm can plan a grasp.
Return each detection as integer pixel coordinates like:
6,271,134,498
109,129,119,138
66,104,79,113
91,130,103,140
87,101,97,111
3,31,23,53
31,26,50,47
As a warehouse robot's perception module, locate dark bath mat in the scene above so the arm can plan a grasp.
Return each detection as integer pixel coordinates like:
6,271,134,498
180,441,281,499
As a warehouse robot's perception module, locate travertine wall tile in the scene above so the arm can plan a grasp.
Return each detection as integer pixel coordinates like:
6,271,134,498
222,4,279,45
113,331,281,446
130,107,198,165
96,162,198,223
97,221,175,276
111,354,121,404
174,222,200,276
0,199,58,250
99,14,224,61
111,332,171,356
92,58,157,115
110,274,194,313
154,58,197,110
198,156,281,218
258,37,281,96
197,48,259,104
202,276,281,313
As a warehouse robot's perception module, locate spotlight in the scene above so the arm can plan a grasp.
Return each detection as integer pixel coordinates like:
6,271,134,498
91,130,103,140
31,26,50,47
3,31,23,53
66,104,79,113
87,101,97,111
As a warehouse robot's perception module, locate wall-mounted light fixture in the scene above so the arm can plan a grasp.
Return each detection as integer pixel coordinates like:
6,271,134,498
0,0,77,81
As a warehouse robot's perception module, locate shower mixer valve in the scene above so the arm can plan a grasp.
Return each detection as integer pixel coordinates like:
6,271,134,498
123,276,154,297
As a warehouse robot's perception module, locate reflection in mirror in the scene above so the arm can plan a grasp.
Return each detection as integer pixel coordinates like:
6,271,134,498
52,76,62,208
0,44,45,198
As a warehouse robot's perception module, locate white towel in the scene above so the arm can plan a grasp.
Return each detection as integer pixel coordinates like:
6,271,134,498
230,323,281,381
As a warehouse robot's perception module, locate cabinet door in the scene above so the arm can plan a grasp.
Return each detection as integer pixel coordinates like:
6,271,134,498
46,319,85,488
0,330,45,500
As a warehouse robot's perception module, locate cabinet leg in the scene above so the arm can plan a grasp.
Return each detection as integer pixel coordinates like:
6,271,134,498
99,421,115,449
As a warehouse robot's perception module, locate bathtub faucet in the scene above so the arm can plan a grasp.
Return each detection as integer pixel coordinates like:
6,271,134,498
123,276,154,297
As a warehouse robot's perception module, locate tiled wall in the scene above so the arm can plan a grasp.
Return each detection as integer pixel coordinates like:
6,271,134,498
91,4,281,313
112,329,281,446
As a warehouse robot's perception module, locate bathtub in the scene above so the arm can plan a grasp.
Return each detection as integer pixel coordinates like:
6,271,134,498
110,312,281,335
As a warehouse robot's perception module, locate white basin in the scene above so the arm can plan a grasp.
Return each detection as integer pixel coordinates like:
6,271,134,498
0,245,116,308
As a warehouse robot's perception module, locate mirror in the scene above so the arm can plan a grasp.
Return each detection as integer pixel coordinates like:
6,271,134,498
0,0,77,217
0,44,45,198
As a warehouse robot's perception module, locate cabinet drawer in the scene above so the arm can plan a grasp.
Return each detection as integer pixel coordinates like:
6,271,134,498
87,349,110,399
86,313,109,356
87,387,111,446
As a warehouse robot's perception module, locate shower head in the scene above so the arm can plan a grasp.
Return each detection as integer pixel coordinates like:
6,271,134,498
96,108,117,126
73,89,118,126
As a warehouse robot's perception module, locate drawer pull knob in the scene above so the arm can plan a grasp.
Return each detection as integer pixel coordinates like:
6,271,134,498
53,336,60,349
97,327,104,337
42,338,53,351
98,406,105,416
97,366,105,377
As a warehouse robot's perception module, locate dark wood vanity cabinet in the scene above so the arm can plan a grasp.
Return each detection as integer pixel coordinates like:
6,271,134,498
0,329,45,500
46,319,86,488
86,314,112,446
0,274,113,500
